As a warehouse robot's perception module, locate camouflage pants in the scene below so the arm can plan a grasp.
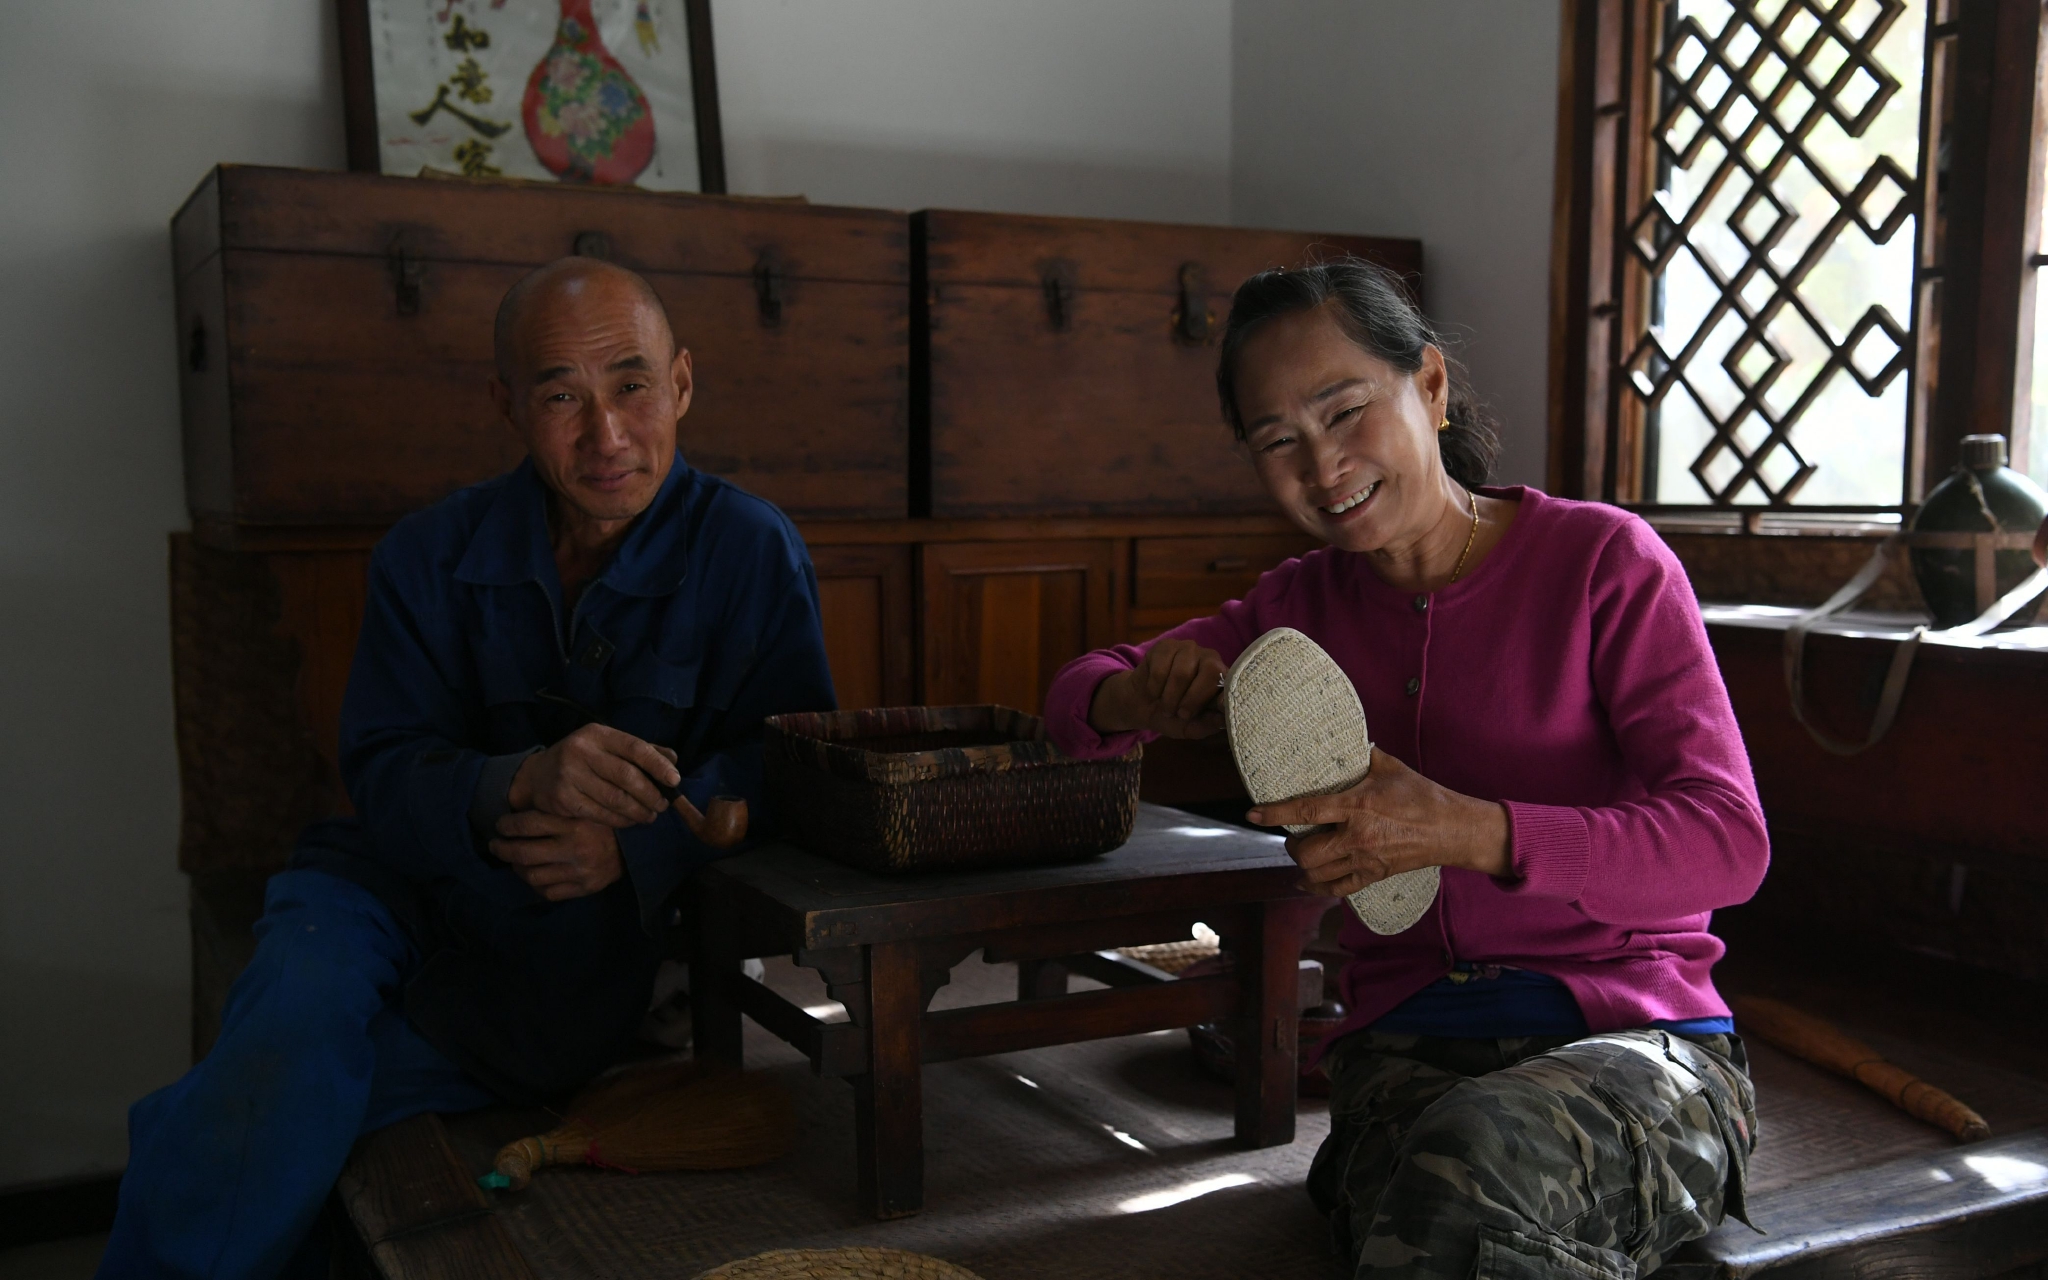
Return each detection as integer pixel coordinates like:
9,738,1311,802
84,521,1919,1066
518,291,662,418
1307,1029,1758,1279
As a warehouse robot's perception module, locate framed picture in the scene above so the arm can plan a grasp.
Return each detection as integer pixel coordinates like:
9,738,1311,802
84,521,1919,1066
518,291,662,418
337,0,725,193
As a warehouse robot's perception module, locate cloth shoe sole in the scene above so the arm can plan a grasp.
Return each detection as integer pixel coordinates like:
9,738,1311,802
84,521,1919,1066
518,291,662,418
1223,626,1438,935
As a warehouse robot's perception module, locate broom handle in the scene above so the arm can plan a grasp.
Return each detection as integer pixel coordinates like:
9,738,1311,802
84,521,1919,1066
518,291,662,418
1731,997,1989,1142
485,1132,576,1191
1850,1059,1991,1143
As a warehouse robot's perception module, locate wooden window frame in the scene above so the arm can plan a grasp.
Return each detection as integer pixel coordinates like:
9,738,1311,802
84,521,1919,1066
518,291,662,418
1548,0,2048,525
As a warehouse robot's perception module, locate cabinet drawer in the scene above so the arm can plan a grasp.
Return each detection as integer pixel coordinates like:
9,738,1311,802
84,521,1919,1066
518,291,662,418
1133,534,1319,611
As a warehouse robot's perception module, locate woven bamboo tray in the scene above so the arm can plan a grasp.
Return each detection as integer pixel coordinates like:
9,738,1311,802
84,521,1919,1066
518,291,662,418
762,706,1141,874
693,1248,984,1280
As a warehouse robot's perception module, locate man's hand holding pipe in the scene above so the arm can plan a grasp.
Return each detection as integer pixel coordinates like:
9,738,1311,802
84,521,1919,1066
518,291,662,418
508,723,680,827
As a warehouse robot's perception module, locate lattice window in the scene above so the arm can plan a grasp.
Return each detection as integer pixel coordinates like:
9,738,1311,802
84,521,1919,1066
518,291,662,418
1626,0,1927,507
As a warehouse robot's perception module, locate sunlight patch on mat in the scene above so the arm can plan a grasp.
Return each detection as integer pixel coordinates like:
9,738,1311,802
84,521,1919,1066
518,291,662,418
1101,1123,1148,1151
1118,1172,1256,1213
1964,1154,2048,1193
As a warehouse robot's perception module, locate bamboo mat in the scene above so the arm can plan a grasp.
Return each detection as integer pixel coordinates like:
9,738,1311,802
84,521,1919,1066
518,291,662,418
404,945,2048,1279
440,954,1335,1280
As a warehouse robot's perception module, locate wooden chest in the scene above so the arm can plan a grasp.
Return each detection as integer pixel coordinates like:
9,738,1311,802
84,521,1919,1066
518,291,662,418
915,210,1422,518
172,165,910,529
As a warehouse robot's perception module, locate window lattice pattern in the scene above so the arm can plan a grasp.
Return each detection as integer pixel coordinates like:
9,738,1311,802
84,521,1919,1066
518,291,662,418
1629,0,1920,505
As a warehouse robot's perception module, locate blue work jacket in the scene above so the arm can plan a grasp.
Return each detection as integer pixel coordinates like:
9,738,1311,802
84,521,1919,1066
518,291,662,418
294,453,834,1100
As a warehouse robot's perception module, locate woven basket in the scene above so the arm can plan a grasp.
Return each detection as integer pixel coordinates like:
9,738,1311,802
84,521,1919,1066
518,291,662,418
763,706,1140,874
1116,938,1221,975
693,1247,985,1280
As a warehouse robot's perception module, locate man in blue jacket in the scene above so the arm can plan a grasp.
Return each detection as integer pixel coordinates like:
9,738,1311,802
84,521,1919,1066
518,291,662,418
100,257,836,1278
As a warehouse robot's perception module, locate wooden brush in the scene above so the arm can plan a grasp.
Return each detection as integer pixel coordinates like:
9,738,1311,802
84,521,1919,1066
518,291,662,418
1730,996,1990,1143
480,1059,796,1191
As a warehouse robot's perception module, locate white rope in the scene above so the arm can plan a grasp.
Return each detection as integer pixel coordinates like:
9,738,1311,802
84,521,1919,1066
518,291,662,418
1782,539,2048,756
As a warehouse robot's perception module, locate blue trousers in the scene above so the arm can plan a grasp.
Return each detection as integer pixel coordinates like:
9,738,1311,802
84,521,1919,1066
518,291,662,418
98,870,498,1280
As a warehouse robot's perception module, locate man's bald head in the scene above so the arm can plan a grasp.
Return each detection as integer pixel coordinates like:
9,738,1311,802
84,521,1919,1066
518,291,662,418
487,254,693,532
492,256,675,385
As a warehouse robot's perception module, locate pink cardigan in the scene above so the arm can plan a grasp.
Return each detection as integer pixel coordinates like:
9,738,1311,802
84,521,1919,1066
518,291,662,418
1044,487,1769,1049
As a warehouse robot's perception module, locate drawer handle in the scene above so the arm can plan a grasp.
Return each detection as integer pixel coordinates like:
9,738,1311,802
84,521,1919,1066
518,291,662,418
572,230,614,260
1209,556,1248,572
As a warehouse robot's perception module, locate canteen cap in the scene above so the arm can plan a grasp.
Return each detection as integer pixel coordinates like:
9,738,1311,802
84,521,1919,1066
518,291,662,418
1961,434,2008,471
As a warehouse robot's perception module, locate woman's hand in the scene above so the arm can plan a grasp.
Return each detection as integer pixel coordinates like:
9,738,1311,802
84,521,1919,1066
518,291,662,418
1087,639,1228,739
1247,750,1513,895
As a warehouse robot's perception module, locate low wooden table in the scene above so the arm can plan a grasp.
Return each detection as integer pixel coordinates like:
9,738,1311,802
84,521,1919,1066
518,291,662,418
688,802,1327,1218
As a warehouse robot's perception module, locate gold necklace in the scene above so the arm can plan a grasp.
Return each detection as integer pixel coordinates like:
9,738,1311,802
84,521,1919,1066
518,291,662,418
1448,491,1480,584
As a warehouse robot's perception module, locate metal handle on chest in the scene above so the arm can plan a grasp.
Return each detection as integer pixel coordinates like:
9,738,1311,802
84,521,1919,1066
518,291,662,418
388,234,424,316
754,247,785,327
1173,262,1213,344
1041,261,1076,331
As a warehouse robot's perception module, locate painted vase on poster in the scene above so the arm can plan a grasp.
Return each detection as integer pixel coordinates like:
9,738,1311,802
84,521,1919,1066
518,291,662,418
367,0,699,190
523,0,656,184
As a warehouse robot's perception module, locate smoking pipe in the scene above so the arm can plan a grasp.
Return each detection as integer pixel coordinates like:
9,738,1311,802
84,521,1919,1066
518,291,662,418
667,789,748,849
639,759,748,848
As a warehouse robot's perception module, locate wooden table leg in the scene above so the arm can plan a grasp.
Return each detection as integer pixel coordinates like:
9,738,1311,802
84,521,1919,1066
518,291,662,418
689,882,744,1068
852,940,925,1218
1016,957,1068,1001
1232,900,1300,1148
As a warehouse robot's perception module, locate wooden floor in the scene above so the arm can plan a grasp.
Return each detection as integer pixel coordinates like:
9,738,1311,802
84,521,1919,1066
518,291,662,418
412,953,1341,1279
1676,911,2048,1277
344,919,2048,1279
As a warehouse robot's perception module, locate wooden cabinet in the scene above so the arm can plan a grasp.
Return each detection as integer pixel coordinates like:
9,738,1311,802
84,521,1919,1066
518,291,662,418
173,165,910,527
171,537,368,872
916,209,1422,518
918,539,1118,714
809,543,916,711
172,516,1309,873
1128,532,1320,640
163,177,1401,874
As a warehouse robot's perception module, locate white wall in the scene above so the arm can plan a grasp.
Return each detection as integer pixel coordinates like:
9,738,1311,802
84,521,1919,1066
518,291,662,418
717,0,1234,222
0,1,348,1189
1231,0,1561,486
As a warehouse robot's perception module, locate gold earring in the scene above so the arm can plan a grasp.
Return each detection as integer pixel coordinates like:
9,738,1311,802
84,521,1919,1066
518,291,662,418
1438,416,1450,432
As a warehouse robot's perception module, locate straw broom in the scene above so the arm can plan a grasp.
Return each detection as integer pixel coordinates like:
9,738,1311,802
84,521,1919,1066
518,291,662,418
1729,995,1990,1142
480,1058,796,1190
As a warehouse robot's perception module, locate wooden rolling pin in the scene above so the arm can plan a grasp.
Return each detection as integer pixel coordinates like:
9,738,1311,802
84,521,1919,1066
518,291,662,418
1730,995,1989,1142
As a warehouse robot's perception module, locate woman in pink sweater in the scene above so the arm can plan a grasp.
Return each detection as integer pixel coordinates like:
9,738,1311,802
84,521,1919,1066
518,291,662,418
1044,259,1766,1279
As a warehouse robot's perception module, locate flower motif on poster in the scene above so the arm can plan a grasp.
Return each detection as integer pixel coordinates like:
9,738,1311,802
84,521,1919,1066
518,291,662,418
365,0,701,190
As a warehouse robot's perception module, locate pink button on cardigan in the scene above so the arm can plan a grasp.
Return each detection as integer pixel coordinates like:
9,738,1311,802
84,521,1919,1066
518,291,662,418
1042,487,1770,1054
